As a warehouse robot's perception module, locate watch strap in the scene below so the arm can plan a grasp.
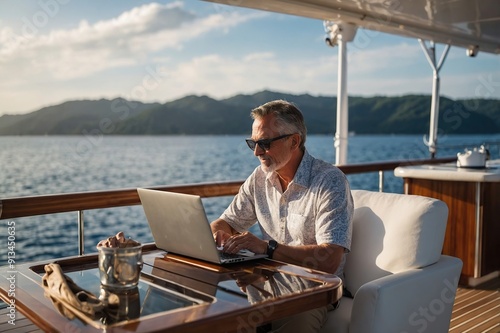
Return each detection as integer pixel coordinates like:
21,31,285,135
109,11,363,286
267,240,278,259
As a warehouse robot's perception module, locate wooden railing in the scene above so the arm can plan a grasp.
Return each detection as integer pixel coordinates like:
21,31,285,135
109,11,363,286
0,156,456,220
0,181,244,220
0,157,456,255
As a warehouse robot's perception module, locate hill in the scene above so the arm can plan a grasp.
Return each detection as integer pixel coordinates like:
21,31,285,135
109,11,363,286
0,91,498,135
0,99,160,135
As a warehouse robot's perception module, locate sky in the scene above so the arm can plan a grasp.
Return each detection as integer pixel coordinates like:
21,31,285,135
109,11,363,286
0,0,499,116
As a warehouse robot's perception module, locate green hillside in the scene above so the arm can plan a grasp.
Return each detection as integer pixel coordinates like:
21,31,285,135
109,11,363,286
0,91,498,135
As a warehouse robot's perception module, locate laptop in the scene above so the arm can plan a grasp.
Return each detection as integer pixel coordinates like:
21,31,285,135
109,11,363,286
137,188,267,264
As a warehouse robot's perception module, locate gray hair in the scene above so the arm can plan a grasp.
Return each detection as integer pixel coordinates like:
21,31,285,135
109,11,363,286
250,100,307,151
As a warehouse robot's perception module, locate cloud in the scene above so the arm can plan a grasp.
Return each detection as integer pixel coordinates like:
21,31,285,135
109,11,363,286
349,42,423,75
146,52,338,101
0,2,261,82
150,41,491,102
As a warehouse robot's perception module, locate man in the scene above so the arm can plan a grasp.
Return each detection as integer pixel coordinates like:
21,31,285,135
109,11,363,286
211,100,353,332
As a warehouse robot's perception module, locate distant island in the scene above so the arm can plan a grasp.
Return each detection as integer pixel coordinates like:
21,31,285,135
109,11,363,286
0,90,498,135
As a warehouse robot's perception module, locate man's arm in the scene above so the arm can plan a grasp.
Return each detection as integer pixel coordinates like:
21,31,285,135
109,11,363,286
272,243,344,274
220,229,344,274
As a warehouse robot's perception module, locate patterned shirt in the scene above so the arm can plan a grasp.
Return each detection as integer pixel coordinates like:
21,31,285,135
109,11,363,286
220,150,353,275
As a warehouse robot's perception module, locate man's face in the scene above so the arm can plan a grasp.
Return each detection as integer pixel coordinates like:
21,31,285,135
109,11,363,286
250,115,293,173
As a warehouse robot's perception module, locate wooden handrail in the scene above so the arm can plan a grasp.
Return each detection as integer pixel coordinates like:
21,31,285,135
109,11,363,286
337,156,457,174
0,157,457,220
0,181,244,220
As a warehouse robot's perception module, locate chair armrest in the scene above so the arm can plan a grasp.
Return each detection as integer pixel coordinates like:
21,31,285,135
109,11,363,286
349,256,462,333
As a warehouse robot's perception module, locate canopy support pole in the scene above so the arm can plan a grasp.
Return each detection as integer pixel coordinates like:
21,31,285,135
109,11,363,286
335,37,349,165
419,40,450,158
324,21,357,165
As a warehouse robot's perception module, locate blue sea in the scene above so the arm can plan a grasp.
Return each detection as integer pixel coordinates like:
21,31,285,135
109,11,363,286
1,134,499,264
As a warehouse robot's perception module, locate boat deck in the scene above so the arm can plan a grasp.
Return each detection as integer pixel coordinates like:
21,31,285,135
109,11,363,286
449,278,500,333
0,305,43,333
1,278,499,332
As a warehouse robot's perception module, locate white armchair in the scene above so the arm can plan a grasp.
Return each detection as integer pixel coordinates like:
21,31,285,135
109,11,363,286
321,190,463,333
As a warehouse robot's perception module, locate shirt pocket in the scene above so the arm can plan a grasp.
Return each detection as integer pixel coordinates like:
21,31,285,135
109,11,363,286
287,213,309,245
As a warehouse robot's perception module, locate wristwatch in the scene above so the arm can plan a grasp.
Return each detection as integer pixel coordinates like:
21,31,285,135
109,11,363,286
267,240,278,259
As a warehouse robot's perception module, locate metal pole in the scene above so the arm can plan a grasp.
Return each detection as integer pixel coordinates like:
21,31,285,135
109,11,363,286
419,40,450,158
324,21,357,164
429,67,440,158
335,36,349,165
378,170,384,192
78,210,84,255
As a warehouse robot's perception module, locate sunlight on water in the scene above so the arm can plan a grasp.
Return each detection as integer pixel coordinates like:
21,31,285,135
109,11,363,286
1,134,499,263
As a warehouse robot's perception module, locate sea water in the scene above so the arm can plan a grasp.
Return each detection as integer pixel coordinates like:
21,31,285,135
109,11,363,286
1,134,499,263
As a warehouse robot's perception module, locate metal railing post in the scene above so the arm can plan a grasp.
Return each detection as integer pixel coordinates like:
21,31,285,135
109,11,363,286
378,170,384,192
78,210,84,255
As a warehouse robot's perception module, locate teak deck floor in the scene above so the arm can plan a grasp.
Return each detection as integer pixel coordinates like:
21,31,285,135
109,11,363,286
0,305,43,333
449,278,500,333
1,278,499,333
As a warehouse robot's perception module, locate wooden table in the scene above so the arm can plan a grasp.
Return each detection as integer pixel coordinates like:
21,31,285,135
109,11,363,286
0,246,342,332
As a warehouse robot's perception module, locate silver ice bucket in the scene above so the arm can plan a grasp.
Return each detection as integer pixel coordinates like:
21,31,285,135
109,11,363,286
97,245,143,290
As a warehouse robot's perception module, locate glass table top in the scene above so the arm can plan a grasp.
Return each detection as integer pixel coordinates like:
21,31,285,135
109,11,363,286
45,267,211,327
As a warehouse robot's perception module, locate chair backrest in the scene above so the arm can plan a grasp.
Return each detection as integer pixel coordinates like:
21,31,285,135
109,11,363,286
344,190,448,295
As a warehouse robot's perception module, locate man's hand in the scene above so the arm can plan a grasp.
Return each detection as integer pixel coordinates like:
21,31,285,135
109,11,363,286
211,218,266,254
222,231,267,255
213,230,232,247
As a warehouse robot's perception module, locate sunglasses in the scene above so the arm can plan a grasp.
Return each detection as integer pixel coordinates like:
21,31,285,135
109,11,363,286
245,134,293,151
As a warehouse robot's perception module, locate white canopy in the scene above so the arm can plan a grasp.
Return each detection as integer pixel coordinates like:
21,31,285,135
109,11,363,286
205,0,500,54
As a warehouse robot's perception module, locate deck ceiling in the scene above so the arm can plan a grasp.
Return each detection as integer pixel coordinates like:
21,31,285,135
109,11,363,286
204,0,500,54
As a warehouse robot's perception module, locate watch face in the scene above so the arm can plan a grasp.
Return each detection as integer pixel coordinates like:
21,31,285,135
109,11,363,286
267,240,278,258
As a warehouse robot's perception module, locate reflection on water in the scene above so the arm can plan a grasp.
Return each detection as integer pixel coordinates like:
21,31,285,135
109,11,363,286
1,134,498,263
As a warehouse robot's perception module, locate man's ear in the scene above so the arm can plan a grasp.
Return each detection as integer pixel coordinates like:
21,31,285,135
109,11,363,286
291,134,301,150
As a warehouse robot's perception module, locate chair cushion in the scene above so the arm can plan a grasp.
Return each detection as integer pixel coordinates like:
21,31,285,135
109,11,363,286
344,190,448,295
